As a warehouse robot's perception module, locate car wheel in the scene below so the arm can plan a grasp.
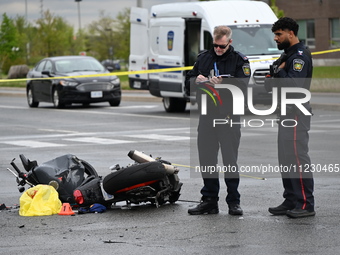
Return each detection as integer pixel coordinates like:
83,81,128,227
163,97,187,112
52,88,65,108
27,86,39,107
109,98,121,107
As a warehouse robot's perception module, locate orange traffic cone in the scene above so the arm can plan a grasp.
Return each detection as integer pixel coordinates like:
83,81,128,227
58,203,75,216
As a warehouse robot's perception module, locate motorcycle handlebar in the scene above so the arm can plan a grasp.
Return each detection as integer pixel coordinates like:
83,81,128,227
128,150,179,174
9,158,32,187
10,158,27,179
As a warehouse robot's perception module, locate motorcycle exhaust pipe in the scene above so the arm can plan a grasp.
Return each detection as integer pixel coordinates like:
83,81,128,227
128,150,178,174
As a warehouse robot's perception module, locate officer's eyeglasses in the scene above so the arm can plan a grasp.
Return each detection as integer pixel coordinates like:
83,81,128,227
213,43,228,49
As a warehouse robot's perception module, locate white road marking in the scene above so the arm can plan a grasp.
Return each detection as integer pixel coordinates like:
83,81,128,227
2,140,65,148
117,105,158,109
125,134,190,141
63,137,134,145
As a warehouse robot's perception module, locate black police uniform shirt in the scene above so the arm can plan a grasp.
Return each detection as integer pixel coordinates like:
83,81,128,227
272,42,313,99
185,45,250,117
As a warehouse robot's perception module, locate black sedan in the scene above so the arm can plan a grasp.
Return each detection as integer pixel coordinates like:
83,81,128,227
26,56,121,108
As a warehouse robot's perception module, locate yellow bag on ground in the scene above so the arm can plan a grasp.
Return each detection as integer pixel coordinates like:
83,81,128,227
19,184,62,216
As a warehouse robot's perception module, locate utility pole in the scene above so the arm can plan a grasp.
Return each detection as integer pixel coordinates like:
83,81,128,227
137,0,142,7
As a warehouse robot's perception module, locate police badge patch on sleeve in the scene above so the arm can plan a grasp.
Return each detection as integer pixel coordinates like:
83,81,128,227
293,59,305,72
242,65,251,76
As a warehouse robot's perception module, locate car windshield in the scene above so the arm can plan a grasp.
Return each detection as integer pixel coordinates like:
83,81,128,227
229,24,282,56
55,58,105,73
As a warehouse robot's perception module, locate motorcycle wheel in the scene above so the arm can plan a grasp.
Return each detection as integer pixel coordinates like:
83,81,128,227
103,161,167,194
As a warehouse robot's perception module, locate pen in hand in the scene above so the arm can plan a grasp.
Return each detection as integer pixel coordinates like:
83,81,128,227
214,62,219,77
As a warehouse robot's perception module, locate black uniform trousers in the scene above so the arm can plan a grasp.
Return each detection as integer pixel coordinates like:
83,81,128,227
197,115,241,205
278,111,314,211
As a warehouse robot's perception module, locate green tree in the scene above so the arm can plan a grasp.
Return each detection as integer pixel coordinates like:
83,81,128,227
86,8,130,62
0,13,19,74
270,0,284,18
112,8,130,61
87,10,117,61
33,10,76,57
14,15,29,65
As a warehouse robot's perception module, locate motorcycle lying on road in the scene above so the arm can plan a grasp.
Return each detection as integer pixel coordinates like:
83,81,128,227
6,150,182,209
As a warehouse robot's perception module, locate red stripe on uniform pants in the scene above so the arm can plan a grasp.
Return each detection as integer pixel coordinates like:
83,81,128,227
293,115,307,210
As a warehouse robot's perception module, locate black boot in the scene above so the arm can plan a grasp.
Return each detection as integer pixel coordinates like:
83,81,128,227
286,209,316,218
188,197,219,215
268,203,295,215
228,204,243,215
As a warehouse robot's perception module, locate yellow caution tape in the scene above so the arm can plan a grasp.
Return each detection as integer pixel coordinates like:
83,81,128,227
0,66,193,83
311,48,340,55
1,48,339,83
245,48,340,62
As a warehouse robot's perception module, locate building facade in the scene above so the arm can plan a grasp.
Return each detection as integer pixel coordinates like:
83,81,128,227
275,0,340,60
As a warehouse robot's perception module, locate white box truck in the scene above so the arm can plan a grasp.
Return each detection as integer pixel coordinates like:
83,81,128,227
128,0,281,112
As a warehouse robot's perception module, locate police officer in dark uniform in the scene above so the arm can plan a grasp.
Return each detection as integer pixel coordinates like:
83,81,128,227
266,17,315,218
186,25,250,215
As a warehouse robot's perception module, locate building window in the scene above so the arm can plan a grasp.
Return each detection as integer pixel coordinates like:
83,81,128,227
330,18,340,48
297,19,315,49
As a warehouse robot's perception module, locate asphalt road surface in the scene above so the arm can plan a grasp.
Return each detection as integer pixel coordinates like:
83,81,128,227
0,92,339,255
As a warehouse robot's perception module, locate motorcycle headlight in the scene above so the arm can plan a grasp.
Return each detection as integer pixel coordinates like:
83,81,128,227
59,80,78,86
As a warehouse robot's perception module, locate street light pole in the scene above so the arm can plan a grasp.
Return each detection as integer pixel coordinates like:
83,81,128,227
105,28,113,61
75,0,82,33
24,0,30,64
25,0,27,23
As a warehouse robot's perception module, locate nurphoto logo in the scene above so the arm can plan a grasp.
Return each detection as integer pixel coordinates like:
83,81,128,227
199,84,312,128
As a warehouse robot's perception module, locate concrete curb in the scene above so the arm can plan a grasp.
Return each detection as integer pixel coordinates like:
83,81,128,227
311,103,340,111
0,87,339,110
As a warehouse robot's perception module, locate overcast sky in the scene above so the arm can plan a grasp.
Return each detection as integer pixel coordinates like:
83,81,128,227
1,0,198,30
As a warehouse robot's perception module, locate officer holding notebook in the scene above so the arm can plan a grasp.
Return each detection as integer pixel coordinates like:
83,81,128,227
185,25,250,215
